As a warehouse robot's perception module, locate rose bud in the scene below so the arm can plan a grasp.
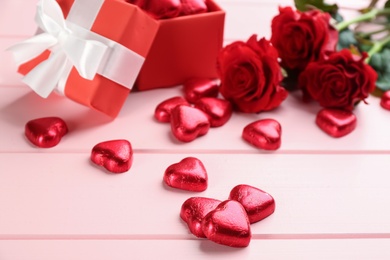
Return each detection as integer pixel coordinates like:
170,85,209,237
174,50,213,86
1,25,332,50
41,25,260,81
298,50,377,110
217,35,288,113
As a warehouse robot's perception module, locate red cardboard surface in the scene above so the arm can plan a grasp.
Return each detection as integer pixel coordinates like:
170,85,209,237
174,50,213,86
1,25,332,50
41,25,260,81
135,0,225,90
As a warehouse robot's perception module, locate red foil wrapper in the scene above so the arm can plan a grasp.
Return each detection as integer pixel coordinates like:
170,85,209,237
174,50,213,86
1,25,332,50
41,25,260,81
180,197,221,237
381,91,390,111
25,117,68,148
229,184,275,224
202,200,251,247
180,0,208,16
164,157,208,192
183,78,219,103
316,108,357,138
154,96,190,123
170,105,210,142
144,0,181,19
130,0,208,19
194,97,233,127
242,119,282,150
91,140,133,173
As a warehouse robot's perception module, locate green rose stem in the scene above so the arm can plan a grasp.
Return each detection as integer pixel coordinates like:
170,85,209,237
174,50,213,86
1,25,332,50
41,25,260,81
366,35,390,63
335,8,390,31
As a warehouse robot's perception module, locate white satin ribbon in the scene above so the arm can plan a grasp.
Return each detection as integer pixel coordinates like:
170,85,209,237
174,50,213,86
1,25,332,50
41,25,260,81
8,0,144,98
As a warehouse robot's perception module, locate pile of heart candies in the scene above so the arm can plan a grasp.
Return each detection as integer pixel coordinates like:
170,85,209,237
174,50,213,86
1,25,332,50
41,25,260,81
24,78,281,247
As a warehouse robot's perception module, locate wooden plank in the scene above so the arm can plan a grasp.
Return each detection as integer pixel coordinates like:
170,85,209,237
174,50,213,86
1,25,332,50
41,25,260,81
0,1,37,37
1,153,390,236
1,239,390,260
0,38,27,86
0,87,389,153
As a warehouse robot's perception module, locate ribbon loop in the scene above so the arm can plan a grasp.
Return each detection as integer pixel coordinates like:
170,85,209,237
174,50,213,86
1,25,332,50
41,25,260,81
7,0,108,98
36,0,68,36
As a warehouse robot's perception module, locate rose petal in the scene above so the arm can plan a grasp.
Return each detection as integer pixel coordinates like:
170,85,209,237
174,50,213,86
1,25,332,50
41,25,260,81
217,36,286,113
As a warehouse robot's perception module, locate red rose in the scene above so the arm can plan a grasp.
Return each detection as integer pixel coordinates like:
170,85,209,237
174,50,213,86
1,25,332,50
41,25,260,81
298,50,377,110
217,35,288,113
271,7,338,72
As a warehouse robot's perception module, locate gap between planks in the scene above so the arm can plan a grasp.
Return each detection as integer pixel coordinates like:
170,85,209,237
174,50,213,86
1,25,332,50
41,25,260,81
1,233,390,241
1,149,390,155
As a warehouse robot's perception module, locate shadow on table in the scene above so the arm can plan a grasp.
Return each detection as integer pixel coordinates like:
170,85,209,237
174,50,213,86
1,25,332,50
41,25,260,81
1,90,114,133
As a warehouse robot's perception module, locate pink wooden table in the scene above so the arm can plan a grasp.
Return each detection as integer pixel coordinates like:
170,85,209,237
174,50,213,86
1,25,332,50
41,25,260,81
1,0,390,259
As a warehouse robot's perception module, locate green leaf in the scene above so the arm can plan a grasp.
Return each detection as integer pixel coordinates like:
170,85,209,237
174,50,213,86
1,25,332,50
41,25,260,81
385,0,390,8
294,0,338,13
332,12,343,23
369,48,390,91
337,29,358,51
360,43,374,53
384,0,390,21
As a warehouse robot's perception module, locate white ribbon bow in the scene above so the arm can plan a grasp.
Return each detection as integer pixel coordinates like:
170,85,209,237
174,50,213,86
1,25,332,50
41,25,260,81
8,0,108,98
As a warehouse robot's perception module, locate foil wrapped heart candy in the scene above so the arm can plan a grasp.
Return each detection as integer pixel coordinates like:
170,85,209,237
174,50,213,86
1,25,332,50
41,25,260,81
170,105,210,142
154,96,190,123
183,78,219,103
155,79,231,142
194,97,233,127
128,0,208,19
202,200,252,247
316,108,357,138
179,183,275,247
242,119,282,150
229,184,275,224
25,117,68,148
180,197,221,237
381,91,390,111
128,0,181,19
164,157,208,191
180,0,208,16
91,140,133,173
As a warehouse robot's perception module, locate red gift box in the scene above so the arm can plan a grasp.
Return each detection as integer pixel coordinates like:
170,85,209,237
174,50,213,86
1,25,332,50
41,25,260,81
12,0,225,117
16,0,159,117
135,0,225,90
